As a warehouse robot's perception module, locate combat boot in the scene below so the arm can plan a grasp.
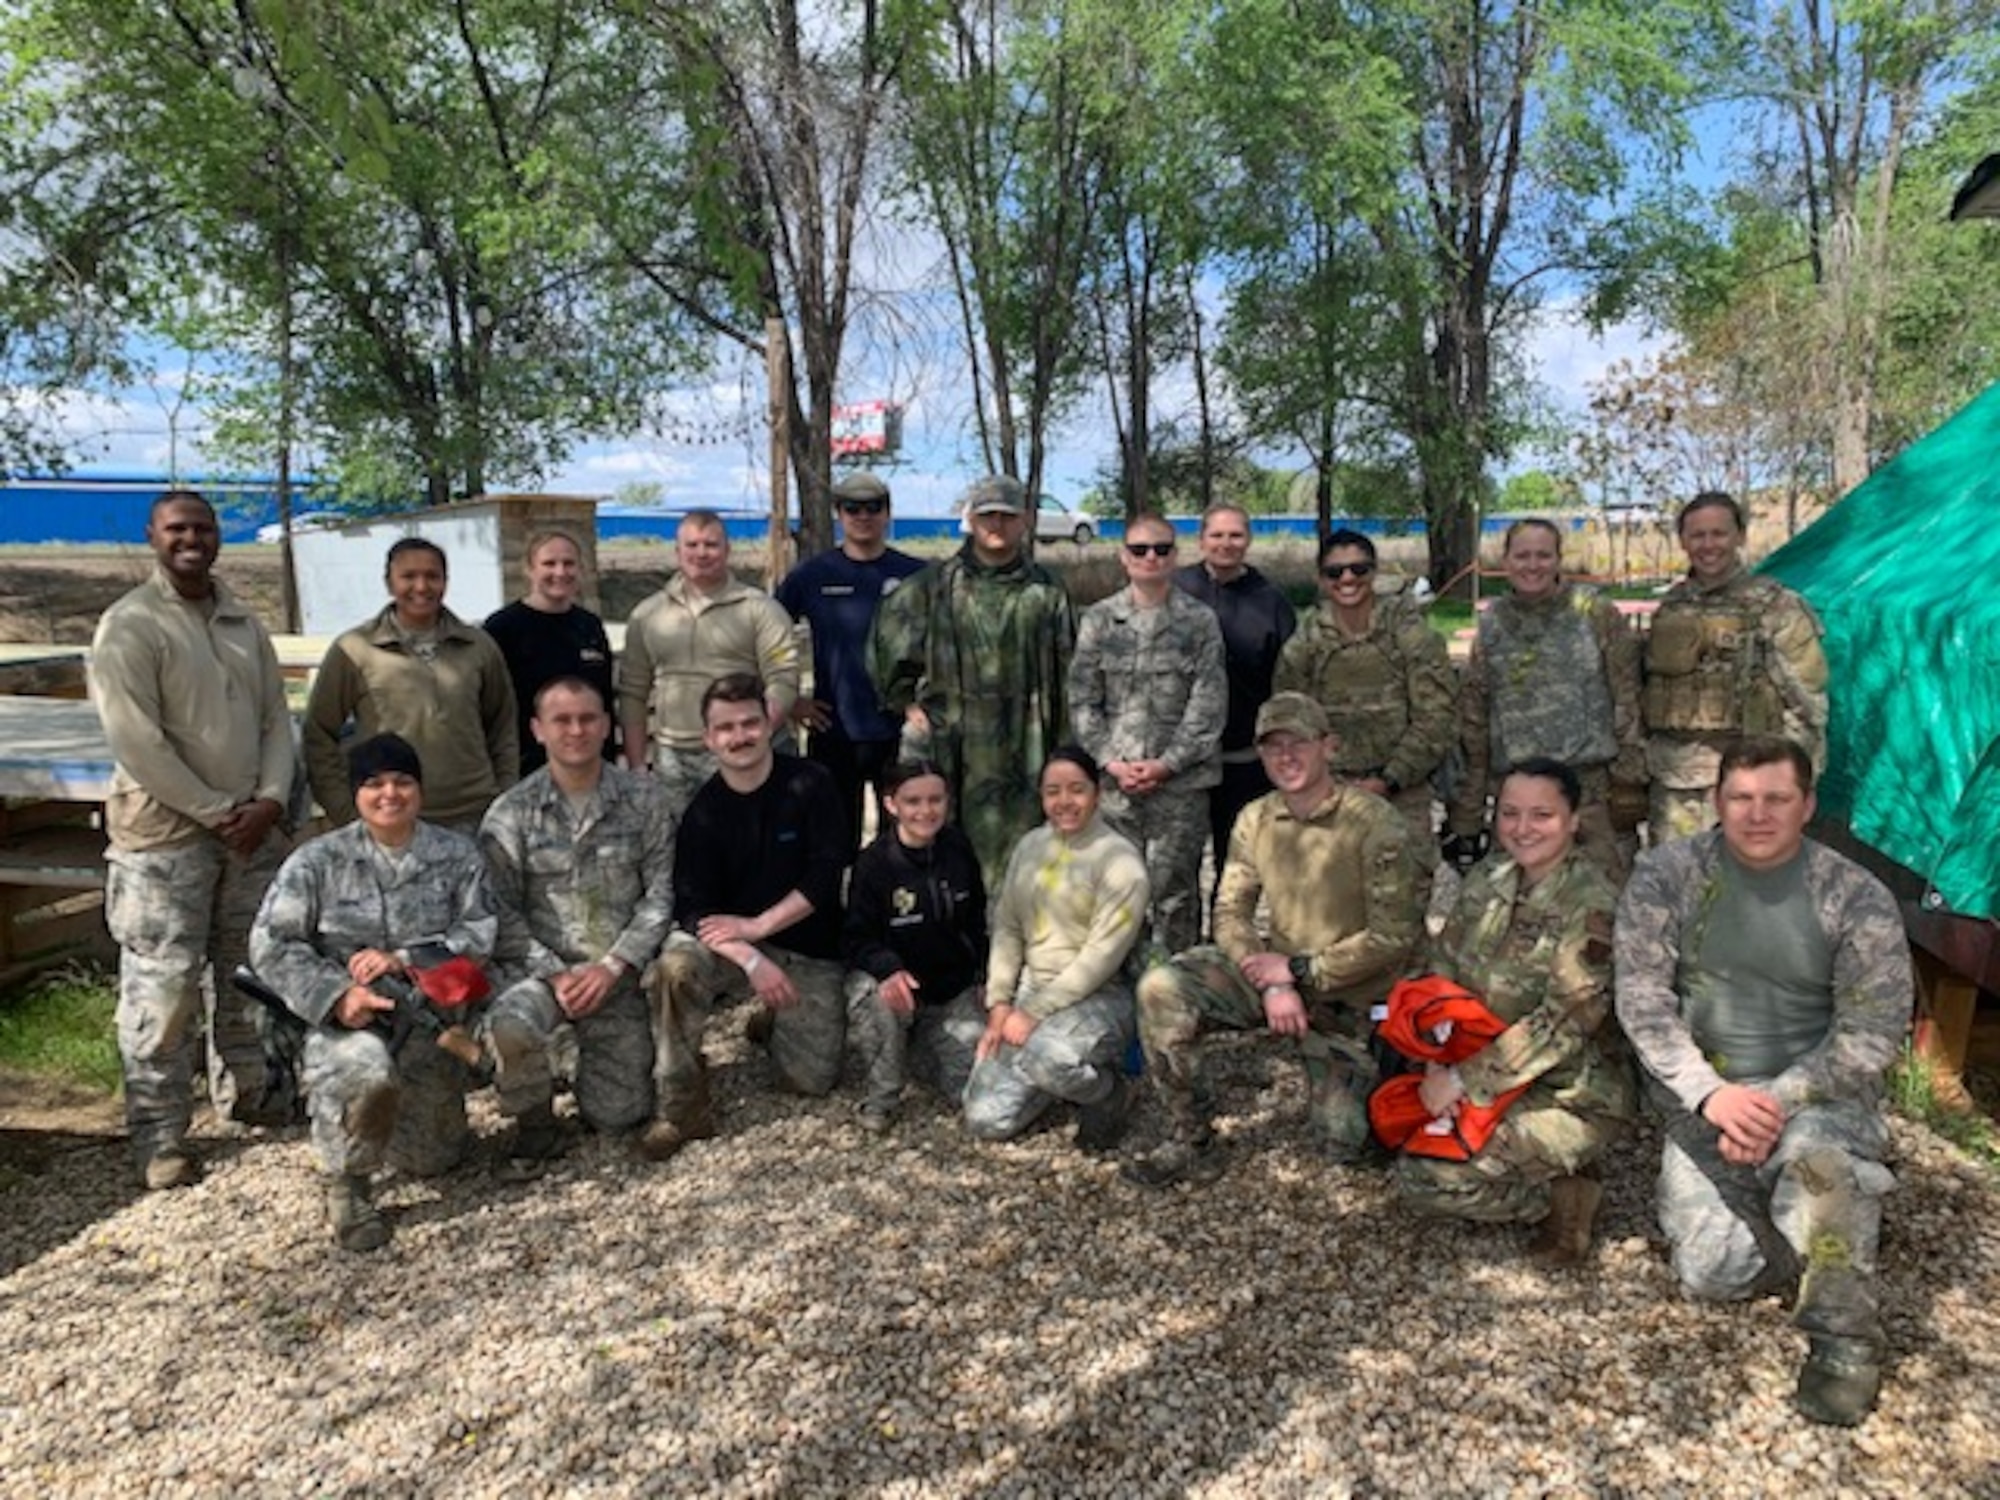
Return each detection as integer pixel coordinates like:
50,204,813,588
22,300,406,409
1075,1072,1133,1154
1530,1174,1604,1268
142,1146,202,1192
1122,1131,1225,1189
327,1174,390,1253
1794,1336,1883,1427
638,1072,717,1163
497,1104,565,1183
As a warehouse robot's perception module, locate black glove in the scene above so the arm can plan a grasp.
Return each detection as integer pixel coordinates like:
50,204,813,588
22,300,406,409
1439,830,1488,873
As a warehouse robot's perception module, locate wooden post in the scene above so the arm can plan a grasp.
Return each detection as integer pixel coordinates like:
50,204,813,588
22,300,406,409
766,316,790,589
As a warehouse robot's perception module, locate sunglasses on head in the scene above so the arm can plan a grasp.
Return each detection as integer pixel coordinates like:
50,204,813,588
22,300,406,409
839,499,888,515
1125,541,1175,558
1321,561,1375,580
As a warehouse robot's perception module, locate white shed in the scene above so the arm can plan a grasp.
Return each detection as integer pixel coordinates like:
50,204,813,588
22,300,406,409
291,495,602,636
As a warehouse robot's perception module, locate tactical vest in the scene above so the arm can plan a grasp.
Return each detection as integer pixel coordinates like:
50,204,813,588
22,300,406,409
1478,588,1618,769
1642,578,1787,737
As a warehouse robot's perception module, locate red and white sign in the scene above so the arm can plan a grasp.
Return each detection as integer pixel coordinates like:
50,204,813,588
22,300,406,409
831,400,904,458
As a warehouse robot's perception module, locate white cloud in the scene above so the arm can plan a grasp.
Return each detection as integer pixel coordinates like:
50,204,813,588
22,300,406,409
1523,306,1669,413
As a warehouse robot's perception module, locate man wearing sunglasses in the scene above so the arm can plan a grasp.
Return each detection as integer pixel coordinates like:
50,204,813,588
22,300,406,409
776,471,924,846
1069,512,1226,956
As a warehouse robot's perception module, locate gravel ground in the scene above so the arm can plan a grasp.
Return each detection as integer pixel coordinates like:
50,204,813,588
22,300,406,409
1,1012,1996,1499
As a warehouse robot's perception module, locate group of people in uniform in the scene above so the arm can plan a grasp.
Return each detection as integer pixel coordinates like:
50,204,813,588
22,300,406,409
87,481,1912,1429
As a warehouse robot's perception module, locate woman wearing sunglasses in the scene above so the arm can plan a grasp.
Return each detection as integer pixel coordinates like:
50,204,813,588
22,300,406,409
1274,528,1456,861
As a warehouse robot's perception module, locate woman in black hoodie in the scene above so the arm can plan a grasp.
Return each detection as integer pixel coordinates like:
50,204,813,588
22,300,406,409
843,759,988,1132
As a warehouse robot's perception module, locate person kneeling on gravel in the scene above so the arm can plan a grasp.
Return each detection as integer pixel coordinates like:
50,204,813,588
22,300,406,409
249,735,504,1252
964,747,1149,1151
1124,694,1425,1187
647,674,851,1161
480,678,676,1177
842,759,990,1133
1615,736,1911,1428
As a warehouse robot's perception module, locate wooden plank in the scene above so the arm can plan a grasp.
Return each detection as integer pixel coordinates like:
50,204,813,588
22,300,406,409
0,698,114,801
0,825,107,889
1912,947,1981,1109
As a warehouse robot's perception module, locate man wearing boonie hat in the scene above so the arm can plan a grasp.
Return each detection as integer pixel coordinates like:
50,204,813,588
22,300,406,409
868,474,1075,889
1124,691,1427,1187
776,470,924,846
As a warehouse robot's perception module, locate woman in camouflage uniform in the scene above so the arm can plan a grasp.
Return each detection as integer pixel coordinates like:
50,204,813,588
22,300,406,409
1273,528,1455,866
250,734,499,1252
1392,758,1636,1264
1444,518,1645,883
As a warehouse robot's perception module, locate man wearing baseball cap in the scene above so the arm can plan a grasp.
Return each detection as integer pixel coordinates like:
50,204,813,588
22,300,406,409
776,470,925,846
1124,691,1427,1187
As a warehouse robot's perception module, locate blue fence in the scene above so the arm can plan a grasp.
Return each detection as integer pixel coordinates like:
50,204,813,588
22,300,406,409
2,477,1580,546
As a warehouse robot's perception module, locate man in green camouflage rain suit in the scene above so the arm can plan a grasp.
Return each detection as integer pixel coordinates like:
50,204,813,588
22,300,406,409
1124,693,1427,1186
1616,735,1911,1427
868,475,1075,890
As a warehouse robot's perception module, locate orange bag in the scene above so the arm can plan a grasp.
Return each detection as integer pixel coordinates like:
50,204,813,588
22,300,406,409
1368,975,1529,1161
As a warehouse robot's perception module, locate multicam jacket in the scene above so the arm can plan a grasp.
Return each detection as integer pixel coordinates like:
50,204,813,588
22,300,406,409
1274,591,1457,794
1429,848,1635,1118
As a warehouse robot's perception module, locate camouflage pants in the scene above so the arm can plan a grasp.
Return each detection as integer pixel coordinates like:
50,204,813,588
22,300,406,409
1648,784,1719,845
962,989,1132,1142
652,746,719,823
486,974,651,1133
1393,1093,1626,1224
1137,945,1378,1161
1657,1099,1893,1350
301,1023,475,1179
1101,785,1210,958
1571,765,1631,887
845,977,986,1115
651,932,847,1127
105,829,289,1160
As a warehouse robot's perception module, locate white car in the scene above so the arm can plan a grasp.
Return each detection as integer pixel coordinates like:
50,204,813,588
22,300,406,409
255,510,344,545
1034,498,1095,545
958,495,1097,545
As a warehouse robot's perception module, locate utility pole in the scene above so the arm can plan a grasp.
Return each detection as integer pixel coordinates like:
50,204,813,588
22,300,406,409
765,316,790,589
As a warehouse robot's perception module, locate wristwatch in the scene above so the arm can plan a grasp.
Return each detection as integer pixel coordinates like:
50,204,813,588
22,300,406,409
1288,954,1312,986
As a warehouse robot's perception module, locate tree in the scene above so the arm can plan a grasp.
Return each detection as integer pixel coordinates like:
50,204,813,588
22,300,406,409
6,0,705,506
1205,0,1722,592
896,0,1108,504
626,0,922,557
1729,0,2000,496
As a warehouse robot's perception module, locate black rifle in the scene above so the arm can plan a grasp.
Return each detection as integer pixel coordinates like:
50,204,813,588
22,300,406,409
230,965,485,1071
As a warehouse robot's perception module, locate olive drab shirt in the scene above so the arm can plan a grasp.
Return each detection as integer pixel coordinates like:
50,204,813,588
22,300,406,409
1613,831,1911,1119
1215,782,1425,1014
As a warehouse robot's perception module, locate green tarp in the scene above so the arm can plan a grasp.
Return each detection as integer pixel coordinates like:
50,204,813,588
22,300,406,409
1763,380,2000,919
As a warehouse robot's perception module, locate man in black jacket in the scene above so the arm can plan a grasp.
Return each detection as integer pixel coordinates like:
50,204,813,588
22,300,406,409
1171,505,1297,900
644,674,849,1160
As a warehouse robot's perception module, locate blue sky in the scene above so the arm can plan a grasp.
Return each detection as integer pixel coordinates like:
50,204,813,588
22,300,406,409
41,302,1659,519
